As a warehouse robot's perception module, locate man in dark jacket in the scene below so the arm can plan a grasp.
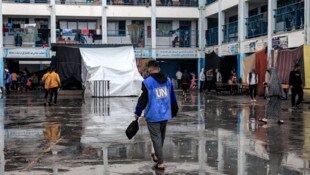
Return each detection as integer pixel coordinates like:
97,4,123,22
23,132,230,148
135,60,178,170
289,64,303,109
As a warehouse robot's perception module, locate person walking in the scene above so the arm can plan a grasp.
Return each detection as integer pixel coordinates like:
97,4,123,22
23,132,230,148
134,60,178,171
175,70,182,89
206,69,214,93
215,69,222,83
4,69,11,95
199,68,205,93
260,68,284,124
181,70,190,97
11,72,18,91
42,69,51,106
289,64,303,109
48,68,61,106
247,69,258,102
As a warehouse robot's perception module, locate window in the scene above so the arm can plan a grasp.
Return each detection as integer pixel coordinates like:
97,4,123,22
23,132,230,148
58,20,97,34
107,20,126,36
228,15,238,23
261,5,268,13
8,18,29,28
156,21,172,36
249,8,258,17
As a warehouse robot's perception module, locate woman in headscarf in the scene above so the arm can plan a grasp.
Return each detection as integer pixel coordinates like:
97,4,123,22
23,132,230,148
260,68,284,124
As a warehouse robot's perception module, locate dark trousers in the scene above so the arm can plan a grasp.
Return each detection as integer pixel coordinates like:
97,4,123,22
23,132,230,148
177,79,181,88
200,81,205,92
249,84,257,99
49,87,58,104
44,89,49,103
206,81,212,92
147,120,167,164
291,87,303,107
5,83,10,95
12,81,17,91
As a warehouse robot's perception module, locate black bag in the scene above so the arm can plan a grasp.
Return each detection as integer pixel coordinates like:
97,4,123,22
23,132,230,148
125,120,139,140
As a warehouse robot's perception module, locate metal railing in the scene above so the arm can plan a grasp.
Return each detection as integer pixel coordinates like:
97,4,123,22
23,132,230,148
3,32,50,47
206,27,218,46
274,1,304,33
92,80,110,98
54,0,197,6
222,21,238,43
246,13,268,39
3,0,49,3
205,0,216,5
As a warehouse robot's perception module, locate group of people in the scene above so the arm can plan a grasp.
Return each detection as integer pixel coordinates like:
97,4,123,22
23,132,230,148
4,69,40,95
42,68,61,106
175,68,224,97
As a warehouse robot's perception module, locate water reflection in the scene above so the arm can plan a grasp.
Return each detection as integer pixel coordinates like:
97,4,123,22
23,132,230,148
2,92,310,174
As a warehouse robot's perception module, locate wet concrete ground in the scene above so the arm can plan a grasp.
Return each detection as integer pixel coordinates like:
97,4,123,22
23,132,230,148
1,91,310,175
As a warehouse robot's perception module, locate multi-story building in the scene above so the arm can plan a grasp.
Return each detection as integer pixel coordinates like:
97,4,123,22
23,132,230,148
0,0,309,86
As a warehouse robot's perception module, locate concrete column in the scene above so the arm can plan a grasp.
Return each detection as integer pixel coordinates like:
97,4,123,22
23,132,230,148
151,0,156,59
237,0,249,79
238,0,248,54
0,0,3,89
218,0,224,56
50,0,56,44
102,146,109,175
198,1,206,88
0,97,4,175
305,0,310,45
102,0,107,44
237,111,246,175
267,0,277,58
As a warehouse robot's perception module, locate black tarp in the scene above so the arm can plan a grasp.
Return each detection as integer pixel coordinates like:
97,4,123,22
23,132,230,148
55,46,82,90
205,52,237,83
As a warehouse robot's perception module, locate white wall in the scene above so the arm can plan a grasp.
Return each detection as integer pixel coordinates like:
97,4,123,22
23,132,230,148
3,3,50,16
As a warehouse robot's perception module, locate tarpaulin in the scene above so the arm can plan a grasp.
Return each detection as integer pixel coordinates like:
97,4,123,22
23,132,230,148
276,46,303,84
304,45,310,89
255,47,268,96
55,46,82,90
241,53,256,83
80,46,143,96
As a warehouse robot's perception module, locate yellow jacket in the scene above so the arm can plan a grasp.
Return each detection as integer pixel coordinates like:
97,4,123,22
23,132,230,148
42,72,51,89
49,72,61,88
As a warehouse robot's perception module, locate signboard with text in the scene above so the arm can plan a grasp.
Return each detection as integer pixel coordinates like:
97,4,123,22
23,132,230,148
4,48,50,58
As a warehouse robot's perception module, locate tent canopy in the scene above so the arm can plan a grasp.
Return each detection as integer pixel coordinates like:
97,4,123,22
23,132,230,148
80,46,143,96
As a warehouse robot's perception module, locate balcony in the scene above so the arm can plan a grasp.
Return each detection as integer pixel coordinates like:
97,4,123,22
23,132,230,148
3,0,49,3
54,0,197,6
3,31,50,47
274,1,304,33
222,21,238,43
246,13,267,39
205,0,216,5
206,27,218,46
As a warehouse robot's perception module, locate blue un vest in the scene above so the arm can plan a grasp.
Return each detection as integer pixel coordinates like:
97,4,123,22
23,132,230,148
143,76,172,123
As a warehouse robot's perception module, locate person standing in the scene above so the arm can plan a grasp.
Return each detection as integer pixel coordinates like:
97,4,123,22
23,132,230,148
4,69,11,95
206,69,214,93
215,69,222,83
199,68,205,93
42,69,51,106
289,64,303,109
134,60,178,170
247,69,258,102
48,68,61,106
11,72,18,91
181,70,190,97
175,70,182,89
260,68,284,124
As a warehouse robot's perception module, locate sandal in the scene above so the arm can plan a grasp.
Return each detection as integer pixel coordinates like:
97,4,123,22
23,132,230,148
278,120,284,124
259,118,267,123
151,153,158,163
153,163,165,171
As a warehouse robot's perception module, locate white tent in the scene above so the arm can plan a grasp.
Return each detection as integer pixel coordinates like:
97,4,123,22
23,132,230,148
80,46,143,97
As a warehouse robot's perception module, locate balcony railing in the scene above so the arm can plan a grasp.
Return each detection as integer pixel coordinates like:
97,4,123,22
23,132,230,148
206,27,218,46
54,0,197,6
205,0,216,5
246,13,268,39
274,1,304,33
3,0,49,3
3,31,50,47
222,21,238,43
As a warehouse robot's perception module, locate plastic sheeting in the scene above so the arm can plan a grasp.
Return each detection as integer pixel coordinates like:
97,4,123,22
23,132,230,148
275,46,303,84
241,53,256,84
255,48,268,96
80,46,143,97
304,46,310,89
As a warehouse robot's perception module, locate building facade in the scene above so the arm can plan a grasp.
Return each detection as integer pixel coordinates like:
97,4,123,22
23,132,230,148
0,0,309,87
